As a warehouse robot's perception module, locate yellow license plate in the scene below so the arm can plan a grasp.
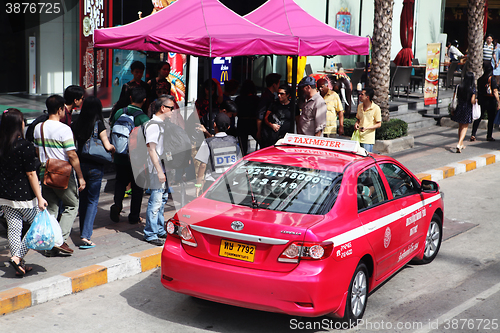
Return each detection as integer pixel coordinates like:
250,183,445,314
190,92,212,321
219,239,256,262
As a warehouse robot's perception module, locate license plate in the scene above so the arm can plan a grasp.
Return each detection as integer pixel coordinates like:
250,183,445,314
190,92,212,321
219,239,256,262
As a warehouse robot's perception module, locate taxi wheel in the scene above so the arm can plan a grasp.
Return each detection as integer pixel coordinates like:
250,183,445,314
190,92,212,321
343,262,369,324
414,215,442,264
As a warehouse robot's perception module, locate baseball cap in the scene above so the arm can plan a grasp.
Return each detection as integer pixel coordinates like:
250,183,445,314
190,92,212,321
298,76,316,87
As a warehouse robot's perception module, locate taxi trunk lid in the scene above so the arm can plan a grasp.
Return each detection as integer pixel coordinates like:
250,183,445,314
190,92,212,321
177,199,324,272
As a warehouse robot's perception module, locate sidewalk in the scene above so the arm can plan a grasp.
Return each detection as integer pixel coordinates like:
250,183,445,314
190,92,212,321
1,94,500,315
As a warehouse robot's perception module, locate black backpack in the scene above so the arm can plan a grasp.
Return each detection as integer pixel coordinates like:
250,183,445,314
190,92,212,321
161,121,192,169
25,113,49,142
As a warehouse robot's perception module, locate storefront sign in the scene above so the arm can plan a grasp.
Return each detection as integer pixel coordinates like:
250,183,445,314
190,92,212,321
80,0,111,94
212,57,232,86
424,43,441,106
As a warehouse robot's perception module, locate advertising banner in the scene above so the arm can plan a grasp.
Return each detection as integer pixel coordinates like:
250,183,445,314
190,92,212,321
424,43,441,106
80,0,111,100
112,51,147,104
168,52,187,101
212,57,232,86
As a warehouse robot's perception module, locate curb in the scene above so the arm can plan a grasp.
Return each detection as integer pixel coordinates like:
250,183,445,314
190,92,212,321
0,247,162,315
415,150,500,181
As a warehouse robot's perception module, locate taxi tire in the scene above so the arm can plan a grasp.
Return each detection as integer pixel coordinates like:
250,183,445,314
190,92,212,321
412,215,442,265
343,262,369,325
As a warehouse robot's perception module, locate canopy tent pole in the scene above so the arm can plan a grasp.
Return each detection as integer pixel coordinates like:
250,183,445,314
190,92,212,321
323,0,330,69
184,55,191,120
290,55,298,134
208,57,214,135
261,55,268,94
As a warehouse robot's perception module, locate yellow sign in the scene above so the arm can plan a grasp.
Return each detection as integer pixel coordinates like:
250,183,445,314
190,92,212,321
220,70,228,83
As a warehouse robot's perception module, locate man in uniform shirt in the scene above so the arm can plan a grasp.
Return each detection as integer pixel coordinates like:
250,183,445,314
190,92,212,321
354,87,381,152
296,76,327,136
317,78,344,138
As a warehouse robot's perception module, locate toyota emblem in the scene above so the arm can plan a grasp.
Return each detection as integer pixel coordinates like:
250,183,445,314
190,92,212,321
231,221,244,231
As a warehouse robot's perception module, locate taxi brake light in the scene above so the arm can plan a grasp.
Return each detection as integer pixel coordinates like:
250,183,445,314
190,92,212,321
166,218,197,247
278,241,333,262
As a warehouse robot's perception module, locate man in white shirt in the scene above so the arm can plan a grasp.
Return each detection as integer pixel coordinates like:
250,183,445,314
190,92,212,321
143,95,175,246
33,95,86,255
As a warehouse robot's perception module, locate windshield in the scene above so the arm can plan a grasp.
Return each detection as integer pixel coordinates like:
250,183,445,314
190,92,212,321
205,160,342,215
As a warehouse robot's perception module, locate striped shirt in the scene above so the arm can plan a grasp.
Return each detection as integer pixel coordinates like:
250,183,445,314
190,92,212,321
483,42,494,61
33,119,75,163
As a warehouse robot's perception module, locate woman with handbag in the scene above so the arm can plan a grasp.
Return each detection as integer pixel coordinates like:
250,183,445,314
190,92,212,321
0,109,48,276
471,62,500,142
451,72,476,153
72,97,115,249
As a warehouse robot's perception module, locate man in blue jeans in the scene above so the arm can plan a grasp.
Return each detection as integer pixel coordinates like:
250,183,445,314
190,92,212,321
143,95,175,245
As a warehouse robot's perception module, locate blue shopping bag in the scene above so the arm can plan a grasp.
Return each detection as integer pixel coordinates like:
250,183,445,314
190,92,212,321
25,210,55,250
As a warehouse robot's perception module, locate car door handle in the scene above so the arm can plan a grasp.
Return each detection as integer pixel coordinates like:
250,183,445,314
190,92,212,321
400,210,405,216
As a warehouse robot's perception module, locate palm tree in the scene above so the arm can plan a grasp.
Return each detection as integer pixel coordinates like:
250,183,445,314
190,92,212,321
467,0,485,79
369,0,395,122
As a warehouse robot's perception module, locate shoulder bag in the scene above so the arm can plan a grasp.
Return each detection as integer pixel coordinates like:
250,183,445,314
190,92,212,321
81,121,112,164
449,85,459,115
41,122,73,190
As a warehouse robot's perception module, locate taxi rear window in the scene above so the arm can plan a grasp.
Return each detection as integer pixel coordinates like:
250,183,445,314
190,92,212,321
205,160,342,215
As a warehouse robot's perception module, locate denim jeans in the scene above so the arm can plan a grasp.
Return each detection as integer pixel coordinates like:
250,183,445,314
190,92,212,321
144,182,168,241
361,143,374,152
79,162,104,240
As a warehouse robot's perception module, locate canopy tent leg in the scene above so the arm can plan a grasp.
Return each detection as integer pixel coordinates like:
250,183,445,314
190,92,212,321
184,55,191,120
290,55,298,134
208,57,214,134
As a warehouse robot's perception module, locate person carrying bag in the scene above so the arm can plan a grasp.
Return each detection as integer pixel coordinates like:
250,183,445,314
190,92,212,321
450,72,476,153
34,94,86,256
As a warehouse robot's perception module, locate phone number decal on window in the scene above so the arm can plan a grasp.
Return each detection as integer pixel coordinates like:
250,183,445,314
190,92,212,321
5,2,61,14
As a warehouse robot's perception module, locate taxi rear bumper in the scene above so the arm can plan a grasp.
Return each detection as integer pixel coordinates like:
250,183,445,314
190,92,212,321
160,237,351,317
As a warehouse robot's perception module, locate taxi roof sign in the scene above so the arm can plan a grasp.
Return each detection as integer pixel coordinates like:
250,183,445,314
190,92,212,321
280,133,366,155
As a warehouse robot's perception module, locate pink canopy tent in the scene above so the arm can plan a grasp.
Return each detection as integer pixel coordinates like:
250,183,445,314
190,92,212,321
245,0,370,56
93,0,299,57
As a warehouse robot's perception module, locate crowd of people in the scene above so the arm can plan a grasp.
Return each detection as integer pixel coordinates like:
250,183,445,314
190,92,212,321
0,58,382,277
449,34,500,150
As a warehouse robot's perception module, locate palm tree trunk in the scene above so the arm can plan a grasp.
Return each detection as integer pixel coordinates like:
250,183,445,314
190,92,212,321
468,0,485,80
369,0,394,122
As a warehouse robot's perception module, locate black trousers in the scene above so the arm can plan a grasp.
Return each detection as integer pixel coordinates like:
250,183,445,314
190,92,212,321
472,98,497,139
113,162,144,223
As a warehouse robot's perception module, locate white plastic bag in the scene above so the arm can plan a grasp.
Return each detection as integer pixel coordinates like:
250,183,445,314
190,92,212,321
472,102,481,121
48,212,63,247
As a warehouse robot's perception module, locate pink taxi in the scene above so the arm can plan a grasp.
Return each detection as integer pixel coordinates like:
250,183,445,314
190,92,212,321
161,134,444,321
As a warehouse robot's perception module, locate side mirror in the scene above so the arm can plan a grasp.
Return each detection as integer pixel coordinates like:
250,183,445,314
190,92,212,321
420,179,439,193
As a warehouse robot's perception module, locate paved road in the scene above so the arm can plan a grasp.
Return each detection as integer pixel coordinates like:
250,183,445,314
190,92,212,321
1,161,499,333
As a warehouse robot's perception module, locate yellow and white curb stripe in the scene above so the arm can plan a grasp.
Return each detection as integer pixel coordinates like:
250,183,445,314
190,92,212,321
415,151,500,181
0,247,162,315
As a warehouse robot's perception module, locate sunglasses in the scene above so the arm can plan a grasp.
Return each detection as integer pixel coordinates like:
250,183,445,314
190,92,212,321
163,105,175,111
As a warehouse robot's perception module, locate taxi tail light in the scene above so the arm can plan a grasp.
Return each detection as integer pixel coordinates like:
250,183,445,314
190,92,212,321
166,218,198,247
278,241,333,263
